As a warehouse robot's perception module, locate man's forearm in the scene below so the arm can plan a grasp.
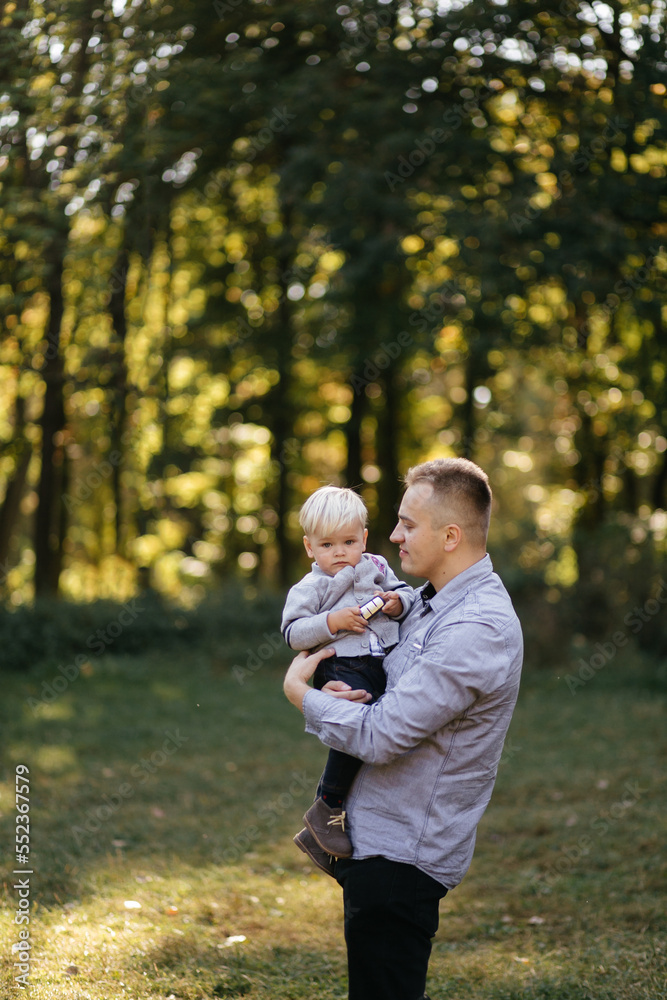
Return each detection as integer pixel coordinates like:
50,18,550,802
283,672,311,713
283,648,372,715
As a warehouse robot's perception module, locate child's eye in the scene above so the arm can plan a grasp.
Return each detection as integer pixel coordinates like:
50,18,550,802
345,540,355,545
322,542,331,548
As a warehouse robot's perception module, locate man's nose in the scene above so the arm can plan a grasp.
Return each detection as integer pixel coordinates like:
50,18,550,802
389,523,402,543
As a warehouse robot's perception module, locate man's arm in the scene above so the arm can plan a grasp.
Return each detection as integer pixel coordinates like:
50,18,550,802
298,620,520,766
283,649,373,712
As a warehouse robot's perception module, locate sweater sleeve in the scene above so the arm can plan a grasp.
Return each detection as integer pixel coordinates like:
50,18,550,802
281,578,336,651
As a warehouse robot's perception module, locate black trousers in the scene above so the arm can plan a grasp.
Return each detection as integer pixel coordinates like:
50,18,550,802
334,856,448,1000
313,654,386,801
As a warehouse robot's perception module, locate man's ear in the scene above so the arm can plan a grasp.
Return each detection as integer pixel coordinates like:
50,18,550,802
303,536,314,559
442,523,462,552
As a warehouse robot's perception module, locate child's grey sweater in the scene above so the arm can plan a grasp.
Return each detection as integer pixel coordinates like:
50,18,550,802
281,553,414,655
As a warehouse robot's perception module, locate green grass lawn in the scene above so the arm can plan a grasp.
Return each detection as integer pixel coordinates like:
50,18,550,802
1,645,665,999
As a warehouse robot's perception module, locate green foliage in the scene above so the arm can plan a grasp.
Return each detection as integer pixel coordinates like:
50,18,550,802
0,588,286,673
0,0,665,652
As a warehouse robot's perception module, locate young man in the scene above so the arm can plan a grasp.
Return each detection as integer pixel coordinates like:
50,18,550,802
283,457,524,1000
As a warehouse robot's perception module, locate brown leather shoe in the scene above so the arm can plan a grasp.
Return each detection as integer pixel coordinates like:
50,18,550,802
293,827,336,877
303,798,353,858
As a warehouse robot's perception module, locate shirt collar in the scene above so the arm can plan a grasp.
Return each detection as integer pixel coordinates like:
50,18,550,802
419,553,493,614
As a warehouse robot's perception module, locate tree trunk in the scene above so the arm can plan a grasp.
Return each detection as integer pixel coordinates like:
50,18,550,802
374,369,401,546
345,370,365,490
0,397,31,588
109,245,130,556
34,250,66,596
270,238,295,588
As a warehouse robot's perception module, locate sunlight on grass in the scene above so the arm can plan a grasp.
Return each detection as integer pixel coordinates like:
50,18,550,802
1,653,665,999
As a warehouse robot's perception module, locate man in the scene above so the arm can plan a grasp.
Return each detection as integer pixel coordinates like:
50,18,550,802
283,457,523,1000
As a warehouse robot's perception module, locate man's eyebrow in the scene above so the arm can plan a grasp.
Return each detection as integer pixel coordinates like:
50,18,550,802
398,512,416,523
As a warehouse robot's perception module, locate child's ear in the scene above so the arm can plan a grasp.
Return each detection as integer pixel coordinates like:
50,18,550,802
303,535,315,559
362,528,368,551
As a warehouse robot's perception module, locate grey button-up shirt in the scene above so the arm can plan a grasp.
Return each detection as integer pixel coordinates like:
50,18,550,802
303,553,523,889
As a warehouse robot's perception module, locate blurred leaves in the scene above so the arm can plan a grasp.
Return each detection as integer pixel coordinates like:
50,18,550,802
0,0,665,662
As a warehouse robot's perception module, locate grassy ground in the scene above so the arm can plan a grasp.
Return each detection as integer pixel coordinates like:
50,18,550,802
0,644,665,1000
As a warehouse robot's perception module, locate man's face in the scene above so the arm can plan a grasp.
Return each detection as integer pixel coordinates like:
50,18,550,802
303,522,368,577
390,483,449,581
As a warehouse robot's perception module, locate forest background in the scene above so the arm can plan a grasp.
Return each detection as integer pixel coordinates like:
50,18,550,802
1,0,666,674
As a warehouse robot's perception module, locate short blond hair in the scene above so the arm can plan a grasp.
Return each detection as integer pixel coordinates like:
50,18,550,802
299,486,368,537
404,457,492,546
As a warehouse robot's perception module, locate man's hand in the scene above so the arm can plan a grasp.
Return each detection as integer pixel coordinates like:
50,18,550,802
327,605,366,634
283,649,373,713
375,590,403,618
322,680,373,703
283,648,334,712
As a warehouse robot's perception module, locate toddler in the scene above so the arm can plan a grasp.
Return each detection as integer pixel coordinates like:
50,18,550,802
281,485,413,863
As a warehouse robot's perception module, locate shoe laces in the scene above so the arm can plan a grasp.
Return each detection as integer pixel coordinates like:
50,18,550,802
327,810,346,832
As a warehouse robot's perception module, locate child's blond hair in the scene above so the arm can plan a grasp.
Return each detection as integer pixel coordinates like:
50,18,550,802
299,486,368,538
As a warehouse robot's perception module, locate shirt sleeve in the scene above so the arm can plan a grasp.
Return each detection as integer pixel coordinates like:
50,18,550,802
303,620,511,765
281,580,336,650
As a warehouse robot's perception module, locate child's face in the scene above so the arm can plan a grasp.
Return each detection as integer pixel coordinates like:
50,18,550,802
303,522,368,576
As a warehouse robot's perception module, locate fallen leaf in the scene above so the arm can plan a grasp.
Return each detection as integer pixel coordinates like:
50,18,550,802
221,935,247,947
124,900,141,910
166,906,179,916
513,956,530,964
151,806,165,818
528,915,545,924
112,839,127,848
65,965,79,976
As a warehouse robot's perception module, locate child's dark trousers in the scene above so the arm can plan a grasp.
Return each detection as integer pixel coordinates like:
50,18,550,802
313,653,386,801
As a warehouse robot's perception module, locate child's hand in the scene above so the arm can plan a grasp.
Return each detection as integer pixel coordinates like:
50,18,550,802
375,591,403,618
327,606,366,634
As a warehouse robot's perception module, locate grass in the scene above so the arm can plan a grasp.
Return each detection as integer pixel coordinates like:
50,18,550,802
0,641,665,1000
